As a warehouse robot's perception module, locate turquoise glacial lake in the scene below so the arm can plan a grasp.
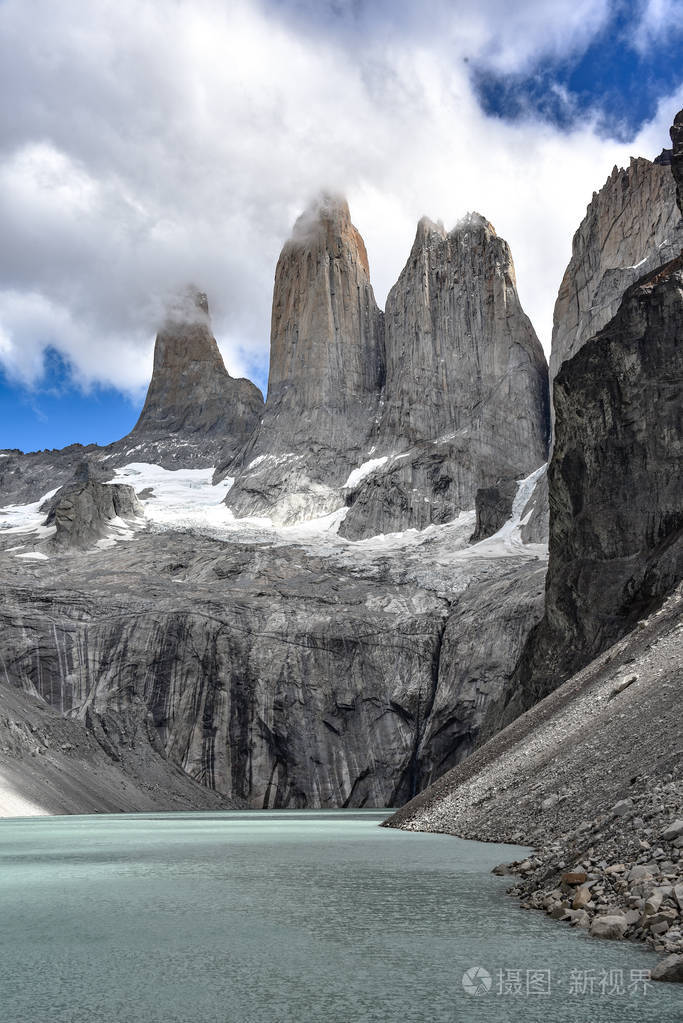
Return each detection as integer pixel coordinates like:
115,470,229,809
0,811,679,1022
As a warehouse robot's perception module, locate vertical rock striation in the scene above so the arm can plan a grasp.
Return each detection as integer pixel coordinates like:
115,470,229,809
125,289,264,467
224,195,385,522
340,214,549,539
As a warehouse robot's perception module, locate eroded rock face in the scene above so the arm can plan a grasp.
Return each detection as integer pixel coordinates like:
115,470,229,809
496,254,683,727
671,109,683,214
339,214,549,539
46,478,141,550
0,511,546,808
127,289,264,466
0,445,103,507
382,215,548,453
224,196,384,522
416,564,546,787
550,156,683,393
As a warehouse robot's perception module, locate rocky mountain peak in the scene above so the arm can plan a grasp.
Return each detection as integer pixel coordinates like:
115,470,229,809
266,192,383,408
379,208,540,446
339,211,549,539
224,195,385,523
162,286,211,326
127,287,263,466
549,150,683,396
288,193,371,277
413,216,446,245
452,210,496,235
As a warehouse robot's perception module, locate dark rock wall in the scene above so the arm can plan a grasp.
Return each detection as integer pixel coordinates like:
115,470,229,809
670,109,683,215
492,254,683,730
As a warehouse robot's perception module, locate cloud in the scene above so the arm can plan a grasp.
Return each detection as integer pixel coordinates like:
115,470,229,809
0,0,679,400
634,0,683,52
268,0,613,72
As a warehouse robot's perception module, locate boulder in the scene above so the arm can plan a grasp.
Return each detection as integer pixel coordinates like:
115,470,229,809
562,871,588,885
590,915,627,940
661,820,683,843
572,886,592,910
652,954,683,983
611,799,634,817
46,479,141,550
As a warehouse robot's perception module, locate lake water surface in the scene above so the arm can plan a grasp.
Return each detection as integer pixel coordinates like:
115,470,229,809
0,811,679,1022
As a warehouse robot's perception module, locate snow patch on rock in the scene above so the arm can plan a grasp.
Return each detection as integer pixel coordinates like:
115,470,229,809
344,456,389,490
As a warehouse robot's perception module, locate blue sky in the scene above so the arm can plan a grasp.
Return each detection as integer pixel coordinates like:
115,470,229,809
473,1,683,137
0,0,681,454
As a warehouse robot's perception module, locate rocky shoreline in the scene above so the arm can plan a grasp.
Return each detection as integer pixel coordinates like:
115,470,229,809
495,781,683,982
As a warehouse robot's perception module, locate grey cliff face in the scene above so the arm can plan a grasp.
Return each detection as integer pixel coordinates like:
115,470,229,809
0,504,546,808
381,215,547,453
127,289,264,467
495,253,683,729
415,565,546,786
224,196,385,523
671,108,683,215
339,214,549,540
549,155,683,396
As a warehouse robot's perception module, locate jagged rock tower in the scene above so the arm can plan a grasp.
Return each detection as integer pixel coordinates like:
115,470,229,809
127,289,264,466
339,214,550,539
224,195,385,523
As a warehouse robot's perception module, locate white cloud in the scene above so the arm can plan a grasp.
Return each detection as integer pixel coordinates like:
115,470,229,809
0,0,679,400
634,0,683,52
